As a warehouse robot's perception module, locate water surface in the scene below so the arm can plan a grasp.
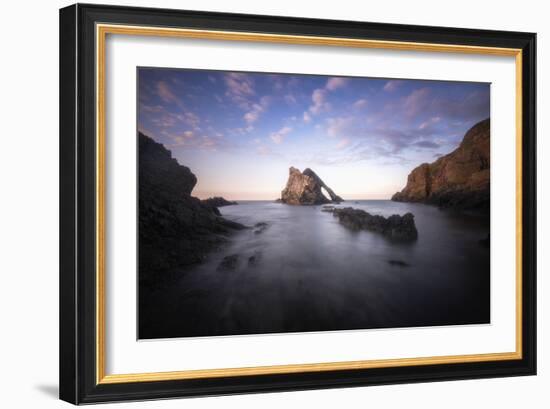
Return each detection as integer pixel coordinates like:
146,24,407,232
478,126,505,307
139,200,490,339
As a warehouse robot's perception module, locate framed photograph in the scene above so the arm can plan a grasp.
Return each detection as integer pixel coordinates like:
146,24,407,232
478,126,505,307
59,3,536,404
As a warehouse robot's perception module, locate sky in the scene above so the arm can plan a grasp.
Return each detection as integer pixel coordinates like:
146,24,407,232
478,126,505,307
138,68,490,200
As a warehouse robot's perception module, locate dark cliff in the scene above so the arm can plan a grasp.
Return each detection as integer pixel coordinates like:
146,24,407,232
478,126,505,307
392,118,490,210
139,133,244,285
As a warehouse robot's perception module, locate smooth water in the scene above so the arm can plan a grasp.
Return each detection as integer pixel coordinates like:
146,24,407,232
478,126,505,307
139,201,490,339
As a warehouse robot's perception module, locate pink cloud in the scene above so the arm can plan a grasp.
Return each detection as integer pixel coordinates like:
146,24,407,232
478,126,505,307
353,99,368,109
243,96,270,125
309,88,329,115
156,81,182,105
326,116,354,137
308,77,348,115
177,111,200,129
224,72,255,109
326,77,349,91
383,80,404,92
270,126,292,144
336,138,351,149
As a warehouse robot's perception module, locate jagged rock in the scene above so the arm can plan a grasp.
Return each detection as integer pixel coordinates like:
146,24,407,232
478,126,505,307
280,167,343,205
202,196,238,208
139,133,245,285
392,118,490,210
326,207,418,241
302,168,344,202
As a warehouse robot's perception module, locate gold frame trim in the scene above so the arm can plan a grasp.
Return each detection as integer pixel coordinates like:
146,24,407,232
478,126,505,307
96,23,523,385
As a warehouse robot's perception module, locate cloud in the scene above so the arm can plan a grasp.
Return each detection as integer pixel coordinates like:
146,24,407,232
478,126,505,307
151,113,178,128
308,77,349,115
140,104,163,113
165,129,230,151
418,116,441,130
353,99,368,109
383,80,404,92
403,87,432,118
270,126,292,144
326,116,354,137
433,89,490,122
336,138,351,149
303,111,312,123
256,145,272,156
326,77,349,91
309,88,330,115
243,96,270,125
412,140,440,149
156,81,182,106
223,72,255,109
177,111,200,129
284,93,297,105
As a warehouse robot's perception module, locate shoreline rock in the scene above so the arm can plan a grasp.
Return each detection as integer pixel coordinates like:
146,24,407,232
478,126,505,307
392,118,490,211
139,133,245,286
202,196,238,208
325,206,418,241
280,167,343,205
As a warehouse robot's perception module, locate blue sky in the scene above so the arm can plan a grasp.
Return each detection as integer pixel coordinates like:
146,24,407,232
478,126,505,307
138,68,489,200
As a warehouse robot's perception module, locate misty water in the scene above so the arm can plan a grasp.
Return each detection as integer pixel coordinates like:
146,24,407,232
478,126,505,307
139,200,490,339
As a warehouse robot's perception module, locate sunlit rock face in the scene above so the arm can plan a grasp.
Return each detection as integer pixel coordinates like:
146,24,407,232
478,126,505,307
392,118,490,210
280,167,343,205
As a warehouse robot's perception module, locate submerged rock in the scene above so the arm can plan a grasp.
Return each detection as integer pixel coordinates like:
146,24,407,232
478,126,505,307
253,222,269,234
217,254,239,271
392,118,490,211
248,251,262,266
326,207,418,241
388,259,411,267
280,167,343,205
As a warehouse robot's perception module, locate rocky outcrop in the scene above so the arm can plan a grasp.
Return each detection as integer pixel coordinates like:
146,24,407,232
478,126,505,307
139,133,245,286
392,119,490,210
280,167,343,205
202,197,237,208
324,207,418,241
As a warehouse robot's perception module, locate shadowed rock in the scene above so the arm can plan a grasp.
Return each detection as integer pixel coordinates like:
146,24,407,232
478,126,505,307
202,197,237,208
139,133,245,285
280,167,343,205
325,207,418,241
392,118,490,211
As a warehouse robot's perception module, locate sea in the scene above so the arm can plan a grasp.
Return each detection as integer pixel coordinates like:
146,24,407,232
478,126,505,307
139,200,490,339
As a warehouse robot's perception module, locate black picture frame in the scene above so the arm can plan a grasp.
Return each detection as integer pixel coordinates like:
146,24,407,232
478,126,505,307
60,3,536,404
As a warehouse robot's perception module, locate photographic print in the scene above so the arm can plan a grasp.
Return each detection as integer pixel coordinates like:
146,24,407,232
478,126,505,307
138,67,490,339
